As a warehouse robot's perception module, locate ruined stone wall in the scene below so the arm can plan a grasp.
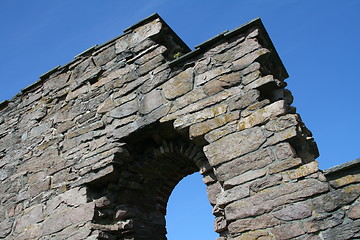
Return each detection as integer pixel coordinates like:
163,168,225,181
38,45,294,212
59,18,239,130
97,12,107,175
0,14,359,240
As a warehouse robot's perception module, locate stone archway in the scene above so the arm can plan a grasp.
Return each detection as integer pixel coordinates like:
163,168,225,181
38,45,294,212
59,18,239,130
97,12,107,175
87,122,218,240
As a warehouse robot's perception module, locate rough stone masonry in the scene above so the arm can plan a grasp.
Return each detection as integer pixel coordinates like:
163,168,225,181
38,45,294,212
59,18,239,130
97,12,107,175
0,13,359,240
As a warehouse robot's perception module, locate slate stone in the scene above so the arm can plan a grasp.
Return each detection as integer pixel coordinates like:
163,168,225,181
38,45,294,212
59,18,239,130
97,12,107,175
174,104,227,130
162,67,194,100
194,66,231,86
349,203,360,219
305,211,344,233
231,48,270,71
215,148,275,181
311,184,360,213
250,174,282,192
204,127,266,167
109,98,138,118
228,214,282,233
0,218,13,238
270,222,306,240
237,100,287,130
272,202,312,221
42,202,94,236
216,184,250,206
225,179,329,220
223,168,267,189
322,220,360,240
139,88,164,114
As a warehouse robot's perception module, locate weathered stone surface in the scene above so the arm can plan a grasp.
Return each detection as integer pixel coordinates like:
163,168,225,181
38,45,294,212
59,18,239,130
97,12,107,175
349,203,360,219
215,148,275,181
67,120,104,139
42,202,95,236
136,54,164,76
242,62,261,76
204,120,238,143
237,100,287,130
214,216,227,233
270,222,306,240
305,211,344,233
115,19,162,54
329,174,360,188
206,181,222,205
228,214,282,233
274,142,297,160
203,72,242,95
46,187,88,215
265,126,298,147
195,66,231,86
265,114,299,132
269,157,303,174
217,184,250,206
244,74,275,91
242,70,261,85
173,104,227,130
189,111,239,139
204,127,266,167
139,88,164,114
284,161,319,180
250,174,282,192
15,224,42,240
311,184,360,212
109,98,138,118
161,87,239,122
321,219,360,240
229,89,260,111
272,202,312,221
0,218,13,238
162,68,194,99
15,204,43,233
223,168,267,189
233,229,274,240
225,179,329,220
97,97,116,114
231,48,270,71
174,87,207,109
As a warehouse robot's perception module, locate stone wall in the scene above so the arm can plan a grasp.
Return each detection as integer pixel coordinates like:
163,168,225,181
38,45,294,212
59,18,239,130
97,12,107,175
0,13,359,240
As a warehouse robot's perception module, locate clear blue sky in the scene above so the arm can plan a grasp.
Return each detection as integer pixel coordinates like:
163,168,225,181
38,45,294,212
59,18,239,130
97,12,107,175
0,1,359,239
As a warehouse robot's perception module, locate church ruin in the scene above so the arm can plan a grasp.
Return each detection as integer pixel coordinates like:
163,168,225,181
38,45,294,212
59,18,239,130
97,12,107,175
1,13,359,239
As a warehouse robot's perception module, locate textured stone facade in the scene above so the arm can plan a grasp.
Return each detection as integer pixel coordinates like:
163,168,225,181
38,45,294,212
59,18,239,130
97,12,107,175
0,13,359,239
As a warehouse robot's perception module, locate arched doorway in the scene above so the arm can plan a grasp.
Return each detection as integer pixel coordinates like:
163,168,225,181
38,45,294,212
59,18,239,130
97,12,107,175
166,172,217,239
89,122,220,239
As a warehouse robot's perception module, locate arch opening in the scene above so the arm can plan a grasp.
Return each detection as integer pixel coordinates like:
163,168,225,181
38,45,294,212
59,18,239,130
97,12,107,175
166,172,218,240
88,122,219,240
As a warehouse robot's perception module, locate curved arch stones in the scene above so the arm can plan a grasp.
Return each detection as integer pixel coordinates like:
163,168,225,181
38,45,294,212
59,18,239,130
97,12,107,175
1,13,360,240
